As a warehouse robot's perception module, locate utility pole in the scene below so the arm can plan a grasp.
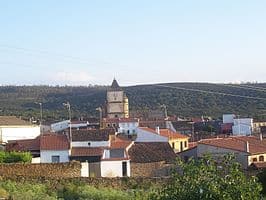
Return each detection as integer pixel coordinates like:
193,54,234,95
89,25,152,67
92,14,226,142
160,104,168,119
96,107,103,129
63,102,72,145
35,102,43,134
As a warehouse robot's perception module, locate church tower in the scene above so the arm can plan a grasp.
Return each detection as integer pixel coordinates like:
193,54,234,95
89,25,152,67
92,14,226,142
106,79,129,118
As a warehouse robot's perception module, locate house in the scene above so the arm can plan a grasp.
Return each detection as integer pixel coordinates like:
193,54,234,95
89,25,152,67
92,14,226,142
6,133,70,163
128,142,177,177
6,137,41,163
232,118,253,136
159,129,189,152
135,127,168,143
253,120,266,133
70,128,132,177
135,127,189,152
0,116,40,143
102,118,139,135
71,128,114,148
40,133,70,163
179,136,266,169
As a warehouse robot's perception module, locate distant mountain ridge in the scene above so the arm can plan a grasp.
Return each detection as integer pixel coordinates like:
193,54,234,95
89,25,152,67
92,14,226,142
0,82,265,120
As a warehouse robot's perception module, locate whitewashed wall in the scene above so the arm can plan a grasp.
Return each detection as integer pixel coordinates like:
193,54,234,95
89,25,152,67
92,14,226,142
118,122,139,134
40,150,69,163
135,128,168,142
31,157,41,163
81,162,89,177
71,141,109,148
51,120,69,132
101,160,130,177
1,126,40,143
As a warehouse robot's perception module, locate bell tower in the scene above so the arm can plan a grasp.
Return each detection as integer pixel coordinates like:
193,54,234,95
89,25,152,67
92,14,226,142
106,79,129,118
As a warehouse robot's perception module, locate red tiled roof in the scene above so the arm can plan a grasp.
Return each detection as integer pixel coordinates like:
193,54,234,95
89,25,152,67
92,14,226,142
6,137,40,152
159,129,189,140
72,128,115,141
110,136,133,149
128,142,177,163
40,134,69,150
199,136,266,154
71,147,103,157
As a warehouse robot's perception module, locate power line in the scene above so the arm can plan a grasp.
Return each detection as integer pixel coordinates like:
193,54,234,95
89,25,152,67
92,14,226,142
219,83,266,93
155,84,266,101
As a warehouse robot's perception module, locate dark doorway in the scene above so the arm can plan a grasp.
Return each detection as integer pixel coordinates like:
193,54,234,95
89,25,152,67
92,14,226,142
122,162,127,177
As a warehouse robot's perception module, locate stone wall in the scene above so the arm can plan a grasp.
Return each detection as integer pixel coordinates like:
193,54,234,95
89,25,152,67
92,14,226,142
0,161,81,178
0,176,170,190
130,161,173,177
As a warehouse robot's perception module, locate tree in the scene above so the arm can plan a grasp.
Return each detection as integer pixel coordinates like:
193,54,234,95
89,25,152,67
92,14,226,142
150,154,262,200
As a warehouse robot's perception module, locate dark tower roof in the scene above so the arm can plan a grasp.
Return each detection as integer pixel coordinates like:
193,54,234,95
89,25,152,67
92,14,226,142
110,79,122,91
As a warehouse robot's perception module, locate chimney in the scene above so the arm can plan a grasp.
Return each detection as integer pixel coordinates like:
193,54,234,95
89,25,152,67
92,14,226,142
156,126,160,135
245,141,249,153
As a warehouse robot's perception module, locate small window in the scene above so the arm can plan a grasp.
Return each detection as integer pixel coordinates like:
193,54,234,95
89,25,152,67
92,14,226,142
172,142,175,149
52,156,60,163
184,141,187,148
253,158,258,162
88,142,91,146
259,156,264,162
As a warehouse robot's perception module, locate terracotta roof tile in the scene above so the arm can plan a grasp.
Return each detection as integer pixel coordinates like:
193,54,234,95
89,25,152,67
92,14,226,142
199,136,266,154
128,142,177,163
110,136,133,149
0,116,32,126
72,128,115,141
159,129,189,139
40,134,69,150
6,137,40,151
71,147,103,157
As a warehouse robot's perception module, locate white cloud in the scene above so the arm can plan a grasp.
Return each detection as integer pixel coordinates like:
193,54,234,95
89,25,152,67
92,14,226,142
49,71,94,85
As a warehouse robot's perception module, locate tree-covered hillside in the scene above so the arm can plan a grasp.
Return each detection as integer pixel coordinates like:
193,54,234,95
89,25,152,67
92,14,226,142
0,83,266,120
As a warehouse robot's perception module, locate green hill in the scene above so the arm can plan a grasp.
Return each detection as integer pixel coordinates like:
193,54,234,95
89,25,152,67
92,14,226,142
0,83,266,121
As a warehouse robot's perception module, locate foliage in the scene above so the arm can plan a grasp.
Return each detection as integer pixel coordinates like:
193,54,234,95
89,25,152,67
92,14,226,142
0,151,32,163
0,179,151,200
0,83,266,120
257,169,266,195
150,154,262,200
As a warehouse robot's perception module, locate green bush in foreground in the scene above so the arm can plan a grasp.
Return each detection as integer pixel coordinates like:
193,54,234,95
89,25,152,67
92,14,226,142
0,151,32,163
150,154,262,200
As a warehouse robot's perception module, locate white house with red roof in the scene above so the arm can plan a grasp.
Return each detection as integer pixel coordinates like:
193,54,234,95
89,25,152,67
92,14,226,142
135,127,189,152
40,134,70,163
135,127,168,143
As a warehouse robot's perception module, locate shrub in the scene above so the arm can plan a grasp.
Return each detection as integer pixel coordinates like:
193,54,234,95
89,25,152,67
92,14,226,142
151,154,262,200
0,151,32,163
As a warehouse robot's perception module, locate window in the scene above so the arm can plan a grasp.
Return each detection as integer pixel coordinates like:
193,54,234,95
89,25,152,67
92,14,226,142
172,142,175,149
253,157,258,162
184,141,187,148
180,141,183,151
259,156,264,162
52,156,60,163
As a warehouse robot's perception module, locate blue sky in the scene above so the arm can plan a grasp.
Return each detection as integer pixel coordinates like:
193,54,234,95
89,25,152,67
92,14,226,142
0,1,266,86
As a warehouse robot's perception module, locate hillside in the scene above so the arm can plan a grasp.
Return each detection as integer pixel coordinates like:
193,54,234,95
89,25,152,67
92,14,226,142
0,83,266,121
